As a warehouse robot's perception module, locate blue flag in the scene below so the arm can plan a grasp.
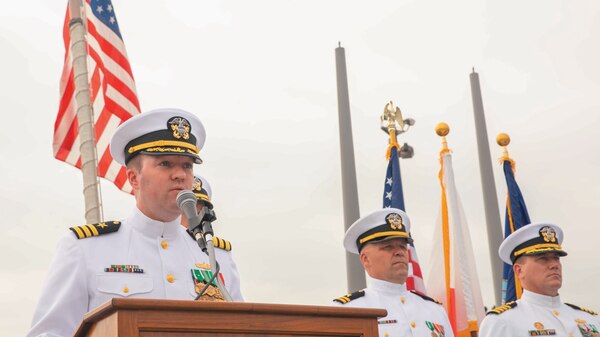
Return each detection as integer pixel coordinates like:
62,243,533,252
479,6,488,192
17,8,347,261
502,159,531,303
383,146,406,210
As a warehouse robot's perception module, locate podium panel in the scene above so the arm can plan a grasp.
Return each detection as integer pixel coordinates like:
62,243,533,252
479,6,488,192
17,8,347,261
74,298,386,337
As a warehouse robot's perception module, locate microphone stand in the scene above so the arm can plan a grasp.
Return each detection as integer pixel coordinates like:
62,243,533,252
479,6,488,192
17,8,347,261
197,206,233,302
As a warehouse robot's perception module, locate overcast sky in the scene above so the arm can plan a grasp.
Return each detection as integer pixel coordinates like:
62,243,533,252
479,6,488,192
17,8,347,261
2,0,599,335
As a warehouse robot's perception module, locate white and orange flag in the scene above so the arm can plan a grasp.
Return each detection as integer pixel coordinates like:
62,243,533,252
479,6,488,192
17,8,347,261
427,138,485,337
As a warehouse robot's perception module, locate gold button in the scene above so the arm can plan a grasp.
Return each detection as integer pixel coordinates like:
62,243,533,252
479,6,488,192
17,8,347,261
553,310,559,315
401,297,405,303
384,333,389,337
161,240,168,249
167,274,175,283
411,321,416,328
123,287,129,293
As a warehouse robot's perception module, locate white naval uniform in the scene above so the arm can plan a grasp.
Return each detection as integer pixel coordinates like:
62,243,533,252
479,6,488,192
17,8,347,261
27,207,243,337
334,276,454,337
480,290,600,337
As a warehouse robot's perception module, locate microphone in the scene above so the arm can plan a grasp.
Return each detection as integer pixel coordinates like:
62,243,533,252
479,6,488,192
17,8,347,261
177,190,232,301
176,190,206,251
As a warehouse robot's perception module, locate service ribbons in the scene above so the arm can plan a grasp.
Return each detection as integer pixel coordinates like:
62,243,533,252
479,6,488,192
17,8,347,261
104,264,144,273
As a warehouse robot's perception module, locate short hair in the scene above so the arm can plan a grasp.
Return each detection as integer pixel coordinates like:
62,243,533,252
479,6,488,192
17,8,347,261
126,155,143,173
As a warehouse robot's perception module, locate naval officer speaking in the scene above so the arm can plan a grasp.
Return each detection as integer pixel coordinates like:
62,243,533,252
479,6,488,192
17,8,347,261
26,108,243,337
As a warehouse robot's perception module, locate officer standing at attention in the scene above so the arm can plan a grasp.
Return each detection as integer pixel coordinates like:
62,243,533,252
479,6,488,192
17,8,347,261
181,175,232,251
181,174,234,295
480,223,599,337
27,108,243,337
333,208,454,337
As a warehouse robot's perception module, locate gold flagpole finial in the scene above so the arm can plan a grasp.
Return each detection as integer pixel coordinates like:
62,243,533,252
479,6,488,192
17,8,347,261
381,101,415,159
496,133,511,159
380,101,403,146
435,122,450,150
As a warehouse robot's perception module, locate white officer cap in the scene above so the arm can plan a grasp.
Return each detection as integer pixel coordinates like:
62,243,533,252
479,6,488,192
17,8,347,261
192,175,213,209
499,223,568,265
343,208,413,254
110,108,206,166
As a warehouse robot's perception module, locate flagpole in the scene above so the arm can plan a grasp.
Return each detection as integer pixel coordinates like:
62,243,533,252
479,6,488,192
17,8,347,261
380,102,426,294
497,133,528,303
469,68,502,305
380,101,415,208
335,43,366,293
68,0,103,223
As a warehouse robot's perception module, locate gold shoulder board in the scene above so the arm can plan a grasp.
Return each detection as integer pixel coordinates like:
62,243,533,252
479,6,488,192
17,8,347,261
410,290,443,305
333,290,365,304
213,237,232,251
566,303,598,316
69,221,121,239
487,301,517,315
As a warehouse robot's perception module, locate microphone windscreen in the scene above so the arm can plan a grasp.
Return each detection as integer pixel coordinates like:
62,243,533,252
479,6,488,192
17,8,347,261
176,190,197,209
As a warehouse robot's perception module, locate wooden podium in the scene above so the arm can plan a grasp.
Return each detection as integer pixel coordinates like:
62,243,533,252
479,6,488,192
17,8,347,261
73,298,386,337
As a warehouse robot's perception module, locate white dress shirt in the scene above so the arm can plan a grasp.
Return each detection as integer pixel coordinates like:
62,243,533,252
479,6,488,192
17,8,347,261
480,290,600,337
334,276,454,337
27,206,243,337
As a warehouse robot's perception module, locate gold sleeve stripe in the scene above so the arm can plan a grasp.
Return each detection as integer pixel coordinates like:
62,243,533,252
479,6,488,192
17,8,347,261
212,237,232,251
81,225,92,238
487,302,517,315
334,296,350,303
72,226,85,239
87,224,99,236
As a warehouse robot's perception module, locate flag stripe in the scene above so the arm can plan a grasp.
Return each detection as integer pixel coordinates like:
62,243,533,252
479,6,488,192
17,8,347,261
87,20,135,79
54,0,140,194
439,151,453,324
86,39,139,108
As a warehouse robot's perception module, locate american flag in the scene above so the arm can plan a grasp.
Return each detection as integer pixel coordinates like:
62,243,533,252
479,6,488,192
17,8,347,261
53,0,140,193
383,145,426,293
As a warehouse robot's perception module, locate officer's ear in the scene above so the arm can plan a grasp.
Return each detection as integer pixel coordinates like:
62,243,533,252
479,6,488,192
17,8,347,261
127,168,140,189
126,156,143,189
513,258,525,279
359,249,370,269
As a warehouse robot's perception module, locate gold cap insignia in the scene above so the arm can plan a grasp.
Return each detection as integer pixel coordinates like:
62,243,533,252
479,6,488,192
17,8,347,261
540,226,557,243
169,116,191,140
386,213,403,230
193,176,202,191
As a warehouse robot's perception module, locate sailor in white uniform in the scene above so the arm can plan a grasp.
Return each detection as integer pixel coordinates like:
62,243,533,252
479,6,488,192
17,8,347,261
333,208,454,337
479,223,599,337
27,108,243,337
